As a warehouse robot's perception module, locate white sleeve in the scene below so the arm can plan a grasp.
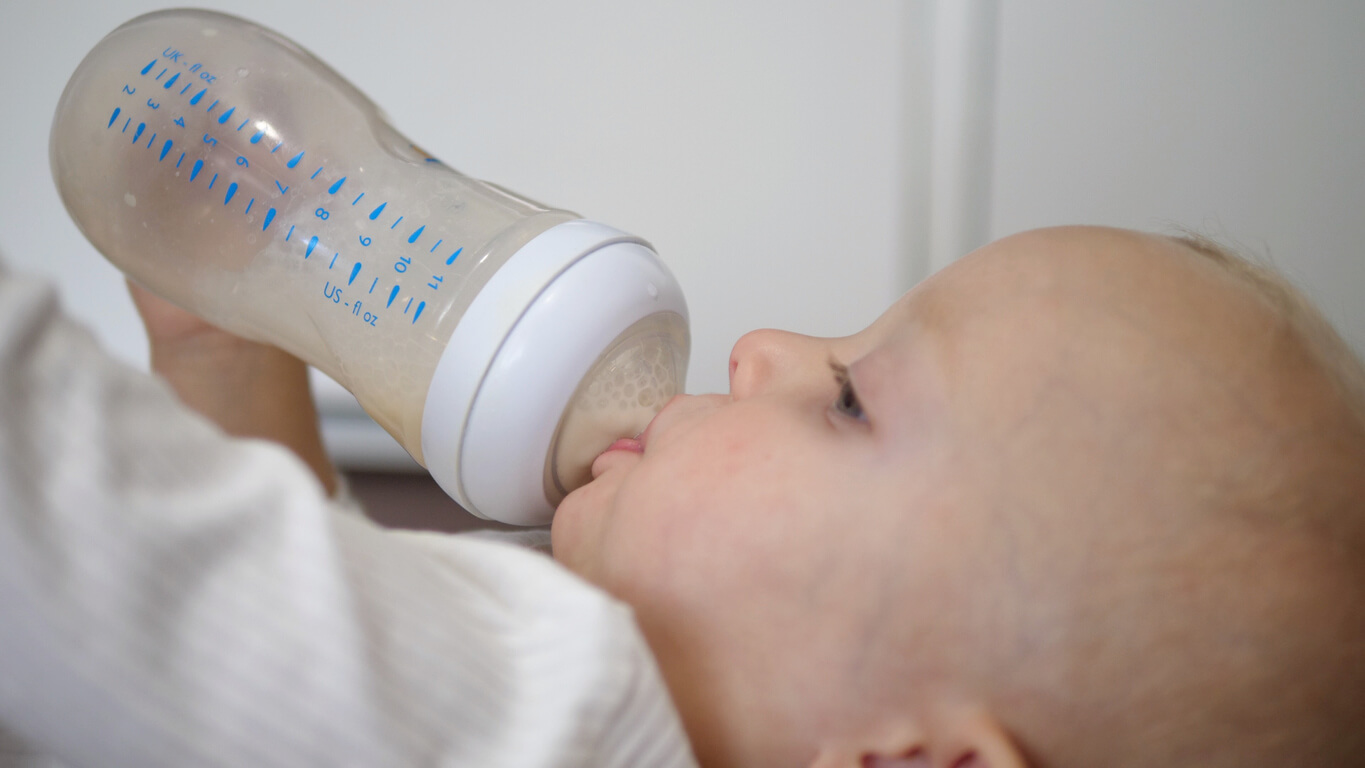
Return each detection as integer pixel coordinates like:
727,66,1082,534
0,269,695,768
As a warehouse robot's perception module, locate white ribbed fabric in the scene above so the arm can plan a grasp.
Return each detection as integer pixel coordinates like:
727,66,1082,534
0,267,696,768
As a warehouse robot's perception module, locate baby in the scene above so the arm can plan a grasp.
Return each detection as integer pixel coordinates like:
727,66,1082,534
2,225,1362,767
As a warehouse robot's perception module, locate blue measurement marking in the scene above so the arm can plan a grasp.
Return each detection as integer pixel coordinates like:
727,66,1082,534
387,285,399,308
147,132,156,148
180,82,192,95
390,216,403,230
286,225,294,241
244,198,254,214
132,122,145,144
352,192,364,205
190,88,206,105
190,159,203,181
348,262,361,285
275,180,290,195
408,225,424,244
446,247,463,266
164,72,179,89
263,208,276,230
412,301,425,323
286,151,303,169
159,139,173,161
271,143,281,153
108,108,120,128
250,130,264,144
327,177,346,194
329,253,338,269
209,173,218,189
305,235,318,258
207,99,219,113
141,60,156,75
156,68,167,81
429,238,443,253
223,182,238,205
404,297,412,313
310,166,323,180
217,106,235,125
369,277,377,293
122,118,130,132
369,202,386,220
237,118,250,131
176,152,184,168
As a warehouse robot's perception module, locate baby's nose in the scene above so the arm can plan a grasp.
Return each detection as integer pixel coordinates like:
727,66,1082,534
728,328,827,399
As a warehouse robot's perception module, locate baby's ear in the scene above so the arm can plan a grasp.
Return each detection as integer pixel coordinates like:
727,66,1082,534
931,707,1027,768
811,707,1026,768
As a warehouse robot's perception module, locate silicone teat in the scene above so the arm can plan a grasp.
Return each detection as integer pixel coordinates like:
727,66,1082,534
546,312,689,503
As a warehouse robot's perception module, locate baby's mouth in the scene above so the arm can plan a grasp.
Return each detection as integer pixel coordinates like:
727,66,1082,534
602,437,644,455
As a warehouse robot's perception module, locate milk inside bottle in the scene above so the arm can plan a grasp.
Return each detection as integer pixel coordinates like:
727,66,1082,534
50,9,689,525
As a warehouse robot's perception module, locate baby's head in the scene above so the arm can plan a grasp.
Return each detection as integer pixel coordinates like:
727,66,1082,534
552,226,1365,767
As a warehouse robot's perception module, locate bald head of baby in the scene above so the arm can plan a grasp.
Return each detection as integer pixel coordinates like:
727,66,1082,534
830,227,1365,767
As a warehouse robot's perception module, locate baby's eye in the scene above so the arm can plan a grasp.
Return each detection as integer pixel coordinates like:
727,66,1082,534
829,360,867,422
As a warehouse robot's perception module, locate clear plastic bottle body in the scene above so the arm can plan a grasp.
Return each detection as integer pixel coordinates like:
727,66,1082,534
50,9,575,460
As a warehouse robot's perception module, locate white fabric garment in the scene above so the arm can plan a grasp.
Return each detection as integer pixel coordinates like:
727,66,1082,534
0,265,696,768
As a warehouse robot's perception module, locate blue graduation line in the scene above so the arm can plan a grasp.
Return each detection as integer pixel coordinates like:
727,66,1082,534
328,177,346,194
108,107,120,128
141,60,156,75
404,297,412,313
310,166,323,180
386,285,399,308
158,139,173,161
237,118,250,132
190,89,206,106
250,131,264,144
389,216,403,230
329,253,338,269
407,225,424,244
368,277,377,293
263,208,276,230
208,173,217,189
190,159,203,181
176,152,185,168
429,238,442,253
217,106,235,125
352,192,364,205
122,118,130,132
368,202,386,220
223,182,238,205
207,99,219,113
132,122,145,144
271,143,282,153
244,198,254,214
164,72,179,89
180,82,192,95
286,225,294,241
412,301,426,323
445,247,463,266
348,262,361,285
156,68,167,80
305,235,319,258
287,151,304,169
146,132,156,148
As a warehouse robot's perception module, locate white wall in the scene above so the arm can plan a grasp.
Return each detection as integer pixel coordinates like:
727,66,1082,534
989,0,1365,358
0,0,915,466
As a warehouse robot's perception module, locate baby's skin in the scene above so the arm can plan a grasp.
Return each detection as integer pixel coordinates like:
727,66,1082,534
552,226,1365,768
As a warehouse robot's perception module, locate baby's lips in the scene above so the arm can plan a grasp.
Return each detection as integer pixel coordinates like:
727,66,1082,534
604,437,644,454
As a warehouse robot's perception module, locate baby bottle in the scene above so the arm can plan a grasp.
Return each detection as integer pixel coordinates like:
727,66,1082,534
50,9,689,525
